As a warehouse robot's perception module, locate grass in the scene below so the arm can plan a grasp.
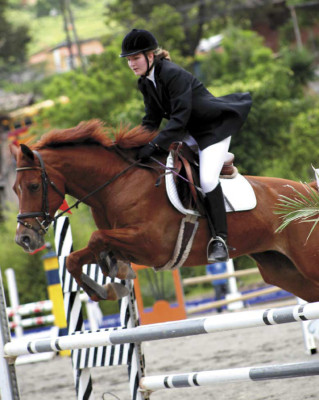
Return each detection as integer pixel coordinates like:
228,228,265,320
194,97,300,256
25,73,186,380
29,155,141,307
6,0,118,56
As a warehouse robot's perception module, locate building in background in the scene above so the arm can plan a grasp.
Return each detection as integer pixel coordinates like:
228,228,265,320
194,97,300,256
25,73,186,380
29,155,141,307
29,38,104,75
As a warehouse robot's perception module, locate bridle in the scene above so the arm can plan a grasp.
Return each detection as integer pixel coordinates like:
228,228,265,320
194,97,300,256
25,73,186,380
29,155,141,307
16,150,65,235
15,148,142,235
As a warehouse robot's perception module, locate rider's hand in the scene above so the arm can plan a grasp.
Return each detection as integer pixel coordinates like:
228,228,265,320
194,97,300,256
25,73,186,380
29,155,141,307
137,142,157,161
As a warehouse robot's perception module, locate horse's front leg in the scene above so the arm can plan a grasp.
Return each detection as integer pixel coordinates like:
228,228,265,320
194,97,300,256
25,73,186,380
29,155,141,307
97,250,136,280
88,226,147,269
66,247,129,302
66,226,144,302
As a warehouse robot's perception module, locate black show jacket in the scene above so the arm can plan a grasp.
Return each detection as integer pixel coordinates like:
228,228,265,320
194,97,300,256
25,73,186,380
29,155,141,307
137,58,252,151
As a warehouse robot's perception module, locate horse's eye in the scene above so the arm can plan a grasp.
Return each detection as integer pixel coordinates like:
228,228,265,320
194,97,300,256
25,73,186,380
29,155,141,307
29,183,40,192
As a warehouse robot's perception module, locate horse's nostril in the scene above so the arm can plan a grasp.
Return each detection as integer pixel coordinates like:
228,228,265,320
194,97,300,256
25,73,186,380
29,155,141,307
21,235,31,246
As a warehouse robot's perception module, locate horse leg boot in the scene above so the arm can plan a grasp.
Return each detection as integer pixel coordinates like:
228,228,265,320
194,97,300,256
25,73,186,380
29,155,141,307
205,183,229,263
65,248,129,301
98,251,136,280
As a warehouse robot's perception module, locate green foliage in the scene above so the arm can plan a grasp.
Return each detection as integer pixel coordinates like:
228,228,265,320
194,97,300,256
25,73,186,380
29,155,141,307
34,0,60,17
146,5,185,54
280,47,316,86
6,0,108,56
197,26,319,177
34,0,86,18
265,106,319,180
275,183,319,239
0,0,31,75
33,40,138,130
198,28,277,85
60,196,96,250
105,0,212,57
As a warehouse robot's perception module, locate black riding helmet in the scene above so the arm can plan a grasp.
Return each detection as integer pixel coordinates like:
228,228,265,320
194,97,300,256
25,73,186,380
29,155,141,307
120,29,158,58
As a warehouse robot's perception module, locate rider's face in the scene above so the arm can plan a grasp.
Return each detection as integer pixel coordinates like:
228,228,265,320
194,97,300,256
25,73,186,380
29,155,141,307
127,52,154,76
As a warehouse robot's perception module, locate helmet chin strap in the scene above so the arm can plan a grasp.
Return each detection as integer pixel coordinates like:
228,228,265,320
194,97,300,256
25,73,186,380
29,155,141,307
141,51,154,77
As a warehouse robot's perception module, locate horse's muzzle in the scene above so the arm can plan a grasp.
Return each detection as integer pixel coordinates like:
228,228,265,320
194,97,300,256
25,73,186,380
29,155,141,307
15,227,45,253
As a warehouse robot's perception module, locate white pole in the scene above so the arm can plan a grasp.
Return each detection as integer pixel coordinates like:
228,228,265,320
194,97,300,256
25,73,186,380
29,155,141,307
0,268,20,399
5,269,23,338
297,297,317,355
80,292,101,331
225,259,243,311
5,301,319,357
140,360,319,392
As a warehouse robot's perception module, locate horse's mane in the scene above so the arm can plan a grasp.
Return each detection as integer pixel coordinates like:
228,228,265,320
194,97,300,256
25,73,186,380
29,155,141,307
32,119,158,150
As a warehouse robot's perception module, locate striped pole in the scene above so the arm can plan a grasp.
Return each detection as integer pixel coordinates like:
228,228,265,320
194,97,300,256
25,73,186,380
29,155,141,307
5,269,23,338
54,216,148,400
54,216,93,400
7,300,53,318
0,269,20,400
5,301,319,356
139,360,319,392
9,314,55,330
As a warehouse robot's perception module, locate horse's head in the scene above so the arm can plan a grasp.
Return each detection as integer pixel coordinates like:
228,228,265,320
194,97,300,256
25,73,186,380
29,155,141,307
10,143,66,252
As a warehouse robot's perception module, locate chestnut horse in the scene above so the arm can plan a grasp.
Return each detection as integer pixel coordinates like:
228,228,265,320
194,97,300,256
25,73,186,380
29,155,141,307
9,120,319,302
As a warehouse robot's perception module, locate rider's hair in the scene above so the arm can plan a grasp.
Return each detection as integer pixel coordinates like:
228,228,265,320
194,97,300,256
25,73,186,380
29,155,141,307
153,48,171,61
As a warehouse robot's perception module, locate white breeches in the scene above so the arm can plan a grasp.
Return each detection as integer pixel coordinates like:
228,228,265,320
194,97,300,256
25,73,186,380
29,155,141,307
199,136,231,194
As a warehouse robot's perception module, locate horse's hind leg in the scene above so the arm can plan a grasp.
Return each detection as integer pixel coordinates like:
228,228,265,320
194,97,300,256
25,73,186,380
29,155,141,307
251,251,319,302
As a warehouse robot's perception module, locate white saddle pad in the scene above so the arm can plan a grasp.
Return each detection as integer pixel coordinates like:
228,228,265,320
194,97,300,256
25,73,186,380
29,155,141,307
221,174,257,212
165,152,257,216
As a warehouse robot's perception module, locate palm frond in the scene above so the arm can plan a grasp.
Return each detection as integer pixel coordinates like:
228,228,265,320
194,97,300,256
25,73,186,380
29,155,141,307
275,183,319,239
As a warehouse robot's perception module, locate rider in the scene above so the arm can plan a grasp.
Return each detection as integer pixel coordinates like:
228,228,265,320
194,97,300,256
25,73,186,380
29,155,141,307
120,28,252,263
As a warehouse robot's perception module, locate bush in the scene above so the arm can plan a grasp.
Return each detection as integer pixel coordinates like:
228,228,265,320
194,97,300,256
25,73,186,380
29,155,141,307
280,47,316,86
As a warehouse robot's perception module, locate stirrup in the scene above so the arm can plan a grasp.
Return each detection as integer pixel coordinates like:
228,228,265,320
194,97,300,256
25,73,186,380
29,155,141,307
207,236,229,263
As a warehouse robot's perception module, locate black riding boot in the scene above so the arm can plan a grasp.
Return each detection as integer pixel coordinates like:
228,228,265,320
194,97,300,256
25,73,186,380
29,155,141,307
205,183,229,263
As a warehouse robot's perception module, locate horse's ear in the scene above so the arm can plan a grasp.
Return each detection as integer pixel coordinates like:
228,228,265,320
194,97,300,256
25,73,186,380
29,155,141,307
20,144,34,161
9,142,19,160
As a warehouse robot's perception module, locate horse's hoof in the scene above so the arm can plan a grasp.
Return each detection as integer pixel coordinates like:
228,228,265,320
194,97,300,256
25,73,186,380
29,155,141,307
106,282,129,300
99,251,119,278
117,260,136,280
80,273,107,300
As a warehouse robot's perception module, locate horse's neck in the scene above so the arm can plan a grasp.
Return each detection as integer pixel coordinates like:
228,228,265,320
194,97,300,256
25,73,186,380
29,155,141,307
48,146,127,206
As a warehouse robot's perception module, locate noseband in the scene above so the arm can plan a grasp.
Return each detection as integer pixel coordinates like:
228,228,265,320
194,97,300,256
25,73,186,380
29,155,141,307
16,150,64,235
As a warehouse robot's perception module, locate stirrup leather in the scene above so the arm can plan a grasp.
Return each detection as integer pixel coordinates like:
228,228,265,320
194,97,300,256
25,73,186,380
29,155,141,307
207,236,229,263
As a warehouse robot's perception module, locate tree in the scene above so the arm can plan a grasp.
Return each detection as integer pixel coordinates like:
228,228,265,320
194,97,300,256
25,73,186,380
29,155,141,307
34,0,85,17
104,0,251,58
32,38,139,131
197,26,319,177
0,0,31,76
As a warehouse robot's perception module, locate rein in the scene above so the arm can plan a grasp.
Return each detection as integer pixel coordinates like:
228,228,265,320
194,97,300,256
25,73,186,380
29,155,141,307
55,157,141,218
16,145,197,234
16,149,142,232
150,156,203,194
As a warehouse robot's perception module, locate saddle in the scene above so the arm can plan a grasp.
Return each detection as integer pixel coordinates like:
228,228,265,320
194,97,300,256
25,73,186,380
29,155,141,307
169,142,237,215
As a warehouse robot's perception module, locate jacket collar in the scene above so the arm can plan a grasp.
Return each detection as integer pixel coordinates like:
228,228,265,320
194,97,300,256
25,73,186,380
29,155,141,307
146,66,156,87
